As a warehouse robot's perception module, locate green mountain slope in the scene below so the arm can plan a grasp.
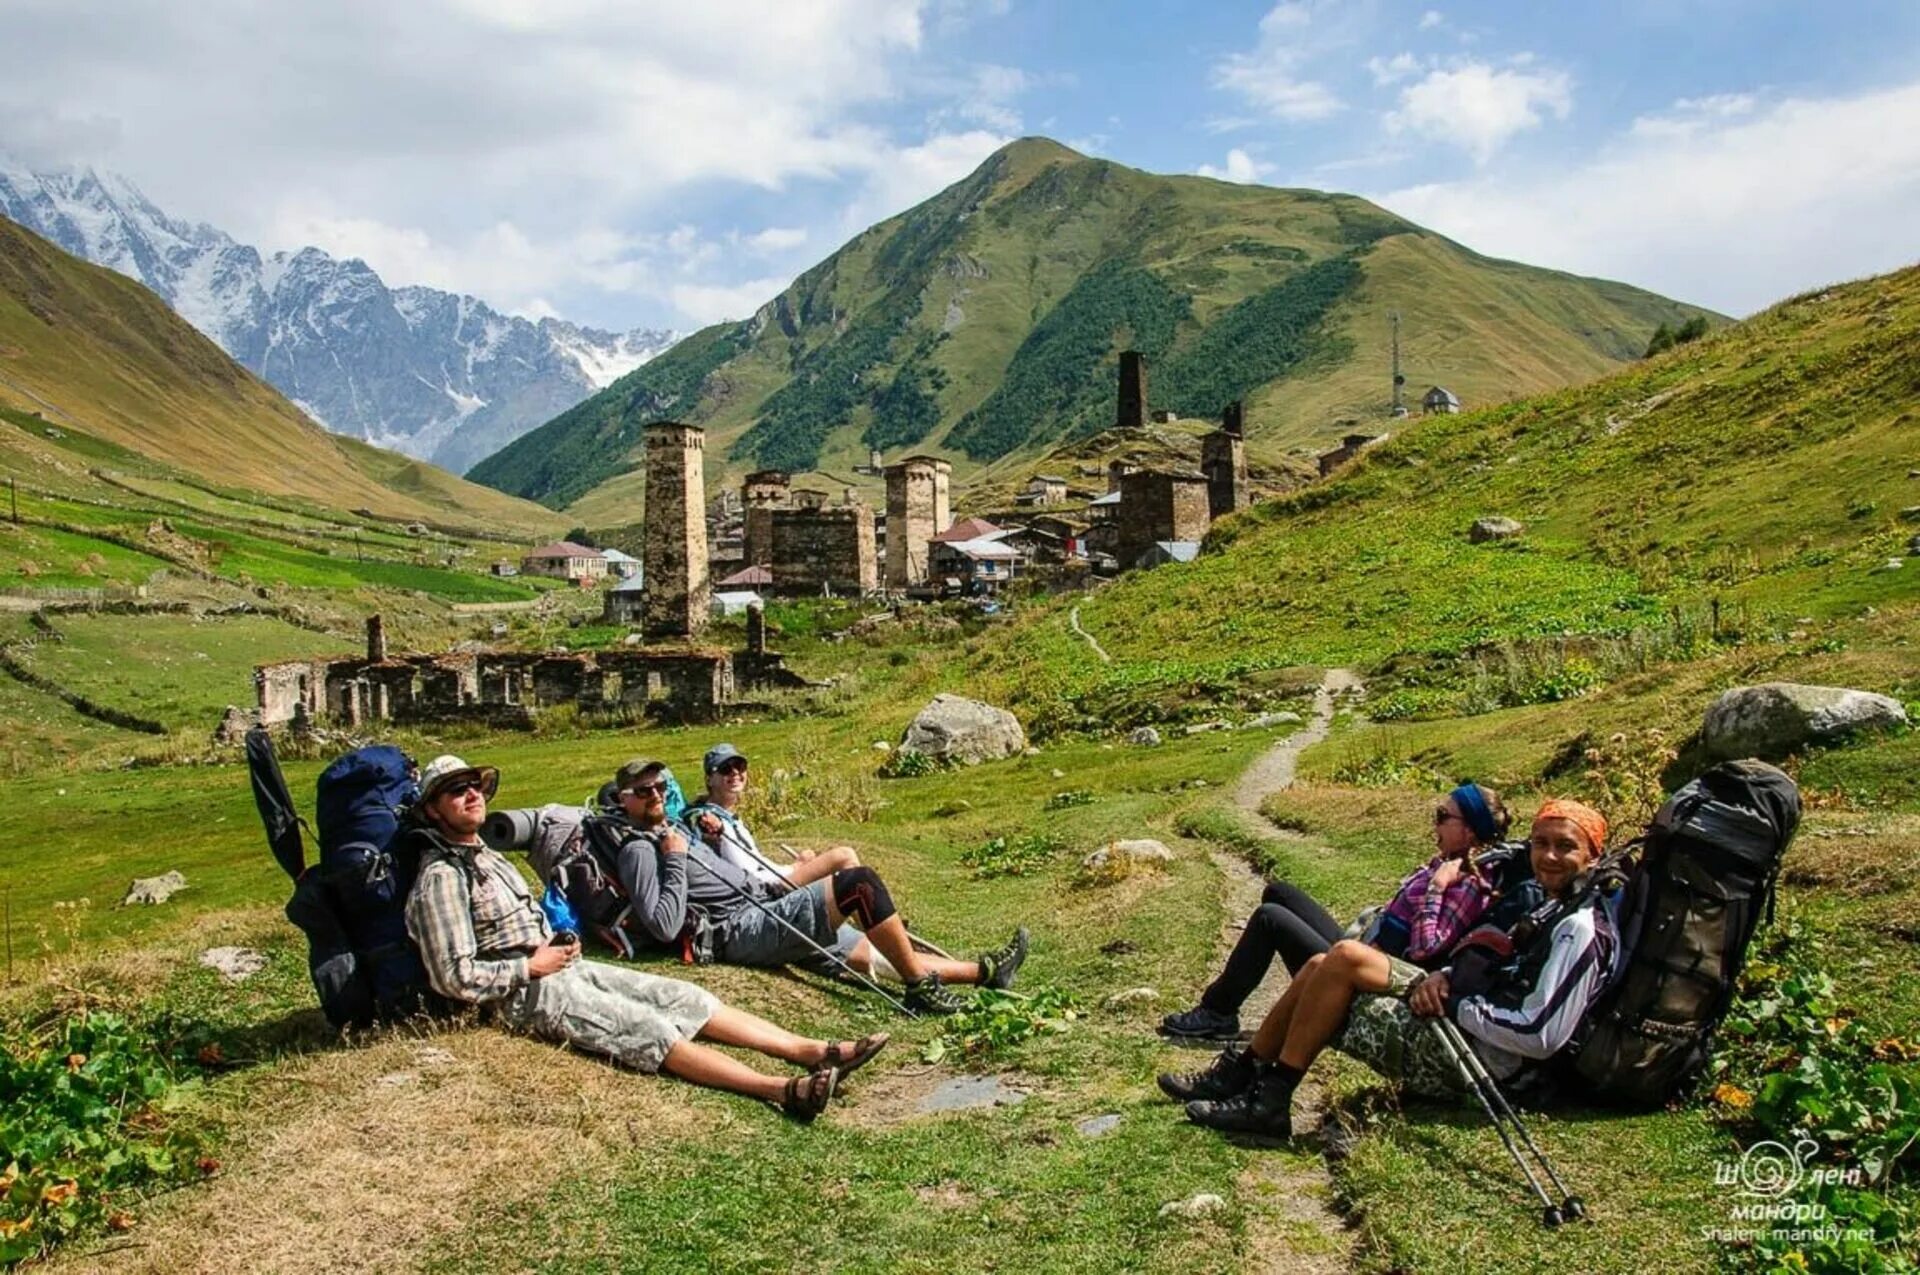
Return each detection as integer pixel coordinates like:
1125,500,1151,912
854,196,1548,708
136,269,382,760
0,216,562,535
978,263,1920,734
471,137,1715,513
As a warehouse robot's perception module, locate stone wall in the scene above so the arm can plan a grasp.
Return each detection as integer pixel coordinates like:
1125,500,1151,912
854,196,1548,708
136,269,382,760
642,420,710,642
1116,470,1211,565
742,469,790,568
883,455,952,589
771,504,878,596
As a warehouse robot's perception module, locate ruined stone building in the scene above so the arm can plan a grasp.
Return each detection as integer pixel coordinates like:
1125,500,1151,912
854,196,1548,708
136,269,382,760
256,606,810,729
771,499,878,596
1317,431,1388,478
1201,401,1250,519
883,455,952,590
742,469,791,569
1115,469,1210,567
642,420,709,642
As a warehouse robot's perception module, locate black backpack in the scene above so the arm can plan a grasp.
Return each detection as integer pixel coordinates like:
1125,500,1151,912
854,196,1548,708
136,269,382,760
246,729,446,1028
1559,759,1800,1106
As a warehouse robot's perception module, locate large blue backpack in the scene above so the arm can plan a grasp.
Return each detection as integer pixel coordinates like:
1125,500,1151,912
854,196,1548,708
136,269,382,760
248,731,443,1028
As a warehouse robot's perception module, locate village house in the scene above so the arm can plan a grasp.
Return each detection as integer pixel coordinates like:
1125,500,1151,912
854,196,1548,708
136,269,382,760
600,547,641,579
603,575,647,624
521,540,606,582
930,535,1019,596
1423,386,1461,415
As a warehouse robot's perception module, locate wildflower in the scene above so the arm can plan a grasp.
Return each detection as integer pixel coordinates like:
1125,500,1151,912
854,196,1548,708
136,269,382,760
40,1180,79,1207
1711,1082,1754,1110
65,1053,86,1072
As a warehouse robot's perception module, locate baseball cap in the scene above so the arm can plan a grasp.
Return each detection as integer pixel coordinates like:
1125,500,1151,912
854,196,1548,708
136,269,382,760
614,757,667,791
419,754,499,803
704,743,748,774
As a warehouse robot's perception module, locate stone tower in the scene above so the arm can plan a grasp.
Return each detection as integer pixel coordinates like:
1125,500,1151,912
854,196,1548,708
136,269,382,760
1117,350,1148,430
643,420,709,641
1201,401,1249,519
1117,469,1211,567
742,469,790,568
883,454,952,589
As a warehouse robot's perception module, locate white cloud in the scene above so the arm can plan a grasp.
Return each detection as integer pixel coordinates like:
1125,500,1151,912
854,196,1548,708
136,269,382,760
1629,92,1757,139
743,226,810,253
0,0,1002,328
1385,60,1572,162
1367,52,1421,85
670,277,791,325
1372,80,1920,316
1211,1,1345,122
1418,9,1444,29
1197,148,1277,184
838,128,1011,231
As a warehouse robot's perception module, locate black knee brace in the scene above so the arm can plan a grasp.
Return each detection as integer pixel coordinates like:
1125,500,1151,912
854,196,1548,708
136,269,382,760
832,865,897,929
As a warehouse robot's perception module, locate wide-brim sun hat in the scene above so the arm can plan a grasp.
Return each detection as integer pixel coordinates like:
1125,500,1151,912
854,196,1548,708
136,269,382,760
419,754,500,803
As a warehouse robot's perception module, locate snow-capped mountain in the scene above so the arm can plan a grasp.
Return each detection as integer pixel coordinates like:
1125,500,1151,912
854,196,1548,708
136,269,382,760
0,160,678,472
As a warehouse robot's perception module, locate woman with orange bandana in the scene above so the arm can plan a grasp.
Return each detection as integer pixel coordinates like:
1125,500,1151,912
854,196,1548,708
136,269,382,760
1169,799,1619,1140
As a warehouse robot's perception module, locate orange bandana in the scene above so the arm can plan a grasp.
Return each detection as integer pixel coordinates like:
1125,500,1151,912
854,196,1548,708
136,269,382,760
1534,799,1608,855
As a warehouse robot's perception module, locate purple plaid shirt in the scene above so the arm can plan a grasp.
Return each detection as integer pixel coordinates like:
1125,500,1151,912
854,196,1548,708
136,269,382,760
1381,853,1494,962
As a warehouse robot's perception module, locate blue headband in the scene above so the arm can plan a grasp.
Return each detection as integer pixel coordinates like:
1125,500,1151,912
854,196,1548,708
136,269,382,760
1450,783,1499,844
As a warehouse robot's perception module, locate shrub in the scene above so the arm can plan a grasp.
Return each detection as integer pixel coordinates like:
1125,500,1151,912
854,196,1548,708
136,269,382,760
921,987,1079,1065
961,833,1066,879
877,747,941,780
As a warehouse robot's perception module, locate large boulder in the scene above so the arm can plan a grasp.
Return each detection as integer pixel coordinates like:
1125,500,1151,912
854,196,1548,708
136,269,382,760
1469,516,1525,543
1700,683,1908,760
901,694,1026,765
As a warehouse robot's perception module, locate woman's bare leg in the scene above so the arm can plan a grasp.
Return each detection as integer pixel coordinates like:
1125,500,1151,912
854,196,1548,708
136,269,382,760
1274,940,1396,1070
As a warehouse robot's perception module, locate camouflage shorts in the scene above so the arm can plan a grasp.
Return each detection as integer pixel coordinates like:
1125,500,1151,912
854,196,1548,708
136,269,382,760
1330,986,1472,1101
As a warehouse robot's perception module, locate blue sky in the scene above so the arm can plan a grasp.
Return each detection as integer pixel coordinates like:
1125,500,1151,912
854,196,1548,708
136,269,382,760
5,0,1918,331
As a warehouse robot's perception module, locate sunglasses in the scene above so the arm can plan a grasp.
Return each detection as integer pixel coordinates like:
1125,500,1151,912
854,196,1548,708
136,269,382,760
442,779,486,799
716,761,748,777
1434,807,1463,826
623,781,667,798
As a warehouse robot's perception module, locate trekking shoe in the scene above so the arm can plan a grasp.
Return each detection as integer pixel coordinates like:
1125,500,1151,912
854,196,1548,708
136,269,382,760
1159,1004,1241,1041
1184,1062,1296,1139
977,926,1030,990
1156,1045,1256,1103
903,973,970,1017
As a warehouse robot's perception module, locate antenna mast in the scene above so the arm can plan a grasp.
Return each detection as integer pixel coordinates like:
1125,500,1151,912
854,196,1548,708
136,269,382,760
1390,310,1405,416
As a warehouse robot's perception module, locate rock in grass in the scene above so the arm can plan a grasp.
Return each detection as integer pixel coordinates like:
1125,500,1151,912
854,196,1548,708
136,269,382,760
1243,711,1303,729
199,946,267,983
1158,1193,1227,1219
1104,986,1160,1009
1081,840,1176,874
1701,683,1908,760
211,705,254,746
123,871,188,906
1128,726,1162,747
1076,1113,1123,1138
1469,516,1525,543
901,694,1026,765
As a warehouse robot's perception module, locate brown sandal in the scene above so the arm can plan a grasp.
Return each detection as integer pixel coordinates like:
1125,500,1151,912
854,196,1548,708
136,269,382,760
823,1032,890,1084
782,1066,837,1121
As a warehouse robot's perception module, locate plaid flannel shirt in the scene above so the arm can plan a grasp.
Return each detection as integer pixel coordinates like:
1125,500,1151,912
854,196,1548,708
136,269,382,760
1382,854,1495,963
404,833,549,1005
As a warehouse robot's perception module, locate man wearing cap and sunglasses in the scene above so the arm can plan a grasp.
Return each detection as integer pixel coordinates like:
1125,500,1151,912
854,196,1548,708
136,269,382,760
608,753,1028,1017
402,754,887,1119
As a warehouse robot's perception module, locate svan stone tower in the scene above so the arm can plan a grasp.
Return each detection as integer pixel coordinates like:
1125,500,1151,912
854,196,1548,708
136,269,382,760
883,455,952,589
643,420,709,641
1201,400,1249,519
742,469,790,568
1117,350,1148,429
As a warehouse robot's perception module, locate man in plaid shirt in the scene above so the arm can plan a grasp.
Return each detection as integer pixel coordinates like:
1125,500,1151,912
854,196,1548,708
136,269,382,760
403,754,888,1119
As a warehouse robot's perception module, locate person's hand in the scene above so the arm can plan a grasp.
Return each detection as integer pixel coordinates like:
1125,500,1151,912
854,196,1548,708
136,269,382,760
528,936,579,978
1429,857,1463,893
1408,970,1451,1017
662,826,688,855
794,848,818,863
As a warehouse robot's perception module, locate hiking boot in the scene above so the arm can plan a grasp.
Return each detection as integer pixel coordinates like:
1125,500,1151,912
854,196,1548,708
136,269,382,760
977,926,1030,990
1157,1045,1256,1103
1159,1004,1241,1041
903,973,969,1017
1184,1062,1296,1139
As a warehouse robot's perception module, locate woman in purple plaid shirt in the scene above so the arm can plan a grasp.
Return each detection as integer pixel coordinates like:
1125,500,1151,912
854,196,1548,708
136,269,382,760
1162,782,1512,1041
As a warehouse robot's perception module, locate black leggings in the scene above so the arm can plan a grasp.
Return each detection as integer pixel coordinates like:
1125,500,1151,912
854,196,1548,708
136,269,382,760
1200,879,1345,1015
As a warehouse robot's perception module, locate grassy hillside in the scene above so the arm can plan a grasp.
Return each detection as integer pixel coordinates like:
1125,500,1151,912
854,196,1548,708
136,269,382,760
471,137,1714,515
981,263,1919,734
0,217,562,536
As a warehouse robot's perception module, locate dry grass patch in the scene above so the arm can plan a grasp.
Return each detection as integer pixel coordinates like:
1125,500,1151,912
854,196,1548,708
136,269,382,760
1784,813,1920,896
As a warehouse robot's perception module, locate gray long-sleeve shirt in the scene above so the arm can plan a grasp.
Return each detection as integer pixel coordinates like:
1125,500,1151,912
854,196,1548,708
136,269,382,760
603,818,695,945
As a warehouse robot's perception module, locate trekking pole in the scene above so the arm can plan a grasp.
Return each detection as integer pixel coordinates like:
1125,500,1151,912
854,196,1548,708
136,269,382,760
1427,1020,1582,1226
1439,1018,1584,1222
725,823,960,961
680,853,916,1018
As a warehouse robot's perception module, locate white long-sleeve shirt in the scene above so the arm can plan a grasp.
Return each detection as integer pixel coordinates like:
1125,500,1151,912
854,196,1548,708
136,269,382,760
1454,904,1614,1079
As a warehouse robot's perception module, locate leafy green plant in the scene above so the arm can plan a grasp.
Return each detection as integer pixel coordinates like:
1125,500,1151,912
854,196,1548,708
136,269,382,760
0,1010,215,1264
921,987,1079,1065
877,747,941,779
1042,789,1095,811
961,833,1066,879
